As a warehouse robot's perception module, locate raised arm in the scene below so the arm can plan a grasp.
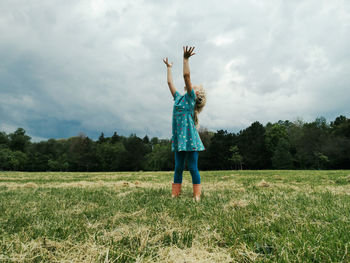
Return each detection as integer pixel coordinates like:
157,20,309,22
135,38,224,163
163,57,176,98
183,46,196,94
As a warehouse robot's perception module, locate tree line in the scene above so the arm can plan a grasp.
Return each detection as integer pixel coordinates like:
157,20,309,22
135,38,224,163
0,115,349,171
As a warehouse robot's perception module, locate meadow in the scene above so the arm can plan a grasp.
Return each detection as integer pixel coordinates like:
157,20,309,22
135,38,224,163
0,170,349,262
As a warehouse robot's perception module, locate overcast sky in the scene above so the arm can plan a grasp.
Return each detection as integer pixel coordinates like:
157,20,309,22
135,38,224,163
1,0,350,142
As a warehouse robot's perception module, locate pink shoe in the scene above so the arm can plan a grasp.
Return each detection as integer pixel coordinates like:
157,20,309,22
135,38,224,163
172,183,182,198
193,184,201,202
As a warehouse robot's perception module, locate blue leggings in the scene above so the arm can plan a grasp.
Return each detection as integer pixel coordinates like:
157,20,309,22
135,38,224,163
174,151,201,184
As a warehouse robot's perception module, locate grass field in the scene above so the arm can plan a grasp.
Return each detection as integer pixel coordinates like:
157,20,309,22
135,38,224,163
0,170,349,262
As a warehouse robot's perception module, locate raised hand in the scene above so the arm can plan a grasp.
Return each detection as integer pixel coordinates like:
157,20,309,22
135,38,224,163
163,57,173,68
183,46,196,59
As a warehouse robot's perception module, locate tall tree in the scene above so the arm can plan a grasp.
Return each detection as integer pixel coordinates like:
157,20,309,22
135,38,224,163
96,142,126,171
229,145,243,170
271,138,294,169
120,134,150,171
202,130,236,170
111,132,121,143
98,132,106,144
0,131,9,148
67,133,98,171
8,128,31,152
331,115,350,138
238,122,270,169
265,122,288,155
145,144,173,171
291,117,330,169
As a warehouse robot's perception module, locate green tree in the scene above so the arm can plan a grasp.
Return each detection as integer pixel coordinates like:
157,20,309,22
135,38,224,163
150,137,159,146
8,128,31,152
314,151,329,170
111,132,121,143
331,115,350,138
229,145,242,170
0,148,28,171
321,135,350,169
143,135,150,144
57,153,70,171
98,132,107,144
0,131,9,148
197,127,214,149
291,117,330,169
67,133,98,171
265,122,288,155
120,134,150,171
48,159,60,171
145,144,173,171
202,130,237,170
96,142,126,171
271,138,294,169
0,148,12,170
238,122,270,169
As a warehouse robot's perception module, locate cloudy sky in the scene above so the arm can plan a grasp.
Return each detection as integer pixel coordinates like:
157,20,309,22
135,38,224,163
1,0,350,142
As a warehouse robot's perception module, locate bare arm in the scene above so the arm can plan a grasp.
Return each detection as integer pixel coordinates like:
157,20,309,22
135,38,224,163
183,46,196,94
163,57,176,98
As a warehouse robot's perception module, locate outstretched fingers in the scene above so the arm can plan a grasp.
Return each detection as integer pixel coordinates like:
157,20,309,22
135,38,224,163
183,46,196,58
184,46,192,53
163,57,173,67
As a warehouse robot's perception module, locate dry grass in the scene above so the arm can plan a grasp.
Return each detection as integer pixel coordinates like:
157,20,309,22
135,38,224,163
156,243,234,263
0,180,167,190
225,199,249,209
1,170,349,262
257,179,270,187
23,182,39,188
320,185,350,195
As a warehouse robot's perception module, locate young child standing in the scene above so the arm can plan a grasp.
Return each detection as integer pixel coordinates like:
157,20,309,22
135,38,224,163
163,46,207,202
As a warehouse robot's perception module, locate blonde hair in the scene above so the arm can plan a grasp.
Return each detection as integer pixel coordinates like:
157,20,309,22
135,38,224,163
193,84,206,128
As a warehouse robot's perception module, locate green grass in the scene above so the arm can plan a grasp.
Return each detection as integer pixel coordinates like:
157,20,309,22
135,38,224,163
0,170,349,262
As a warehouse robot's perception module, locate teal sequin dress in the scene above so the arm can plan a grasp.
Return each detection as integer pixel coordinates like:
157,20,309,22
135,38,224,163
171,89,205,152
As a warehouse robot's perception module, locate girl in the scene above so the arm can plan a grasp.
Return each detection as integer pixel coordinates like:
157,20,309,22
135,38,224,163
163,46,207,202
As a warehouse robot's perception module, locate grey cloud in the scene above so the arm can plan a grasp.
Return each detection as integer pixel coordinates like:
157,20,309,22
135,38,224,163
0,0,350,141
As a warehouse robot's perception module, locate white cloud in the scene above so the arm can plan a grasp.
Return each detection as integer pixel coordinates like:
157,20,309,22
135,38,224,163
0,0,350,140
210,29,245,47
